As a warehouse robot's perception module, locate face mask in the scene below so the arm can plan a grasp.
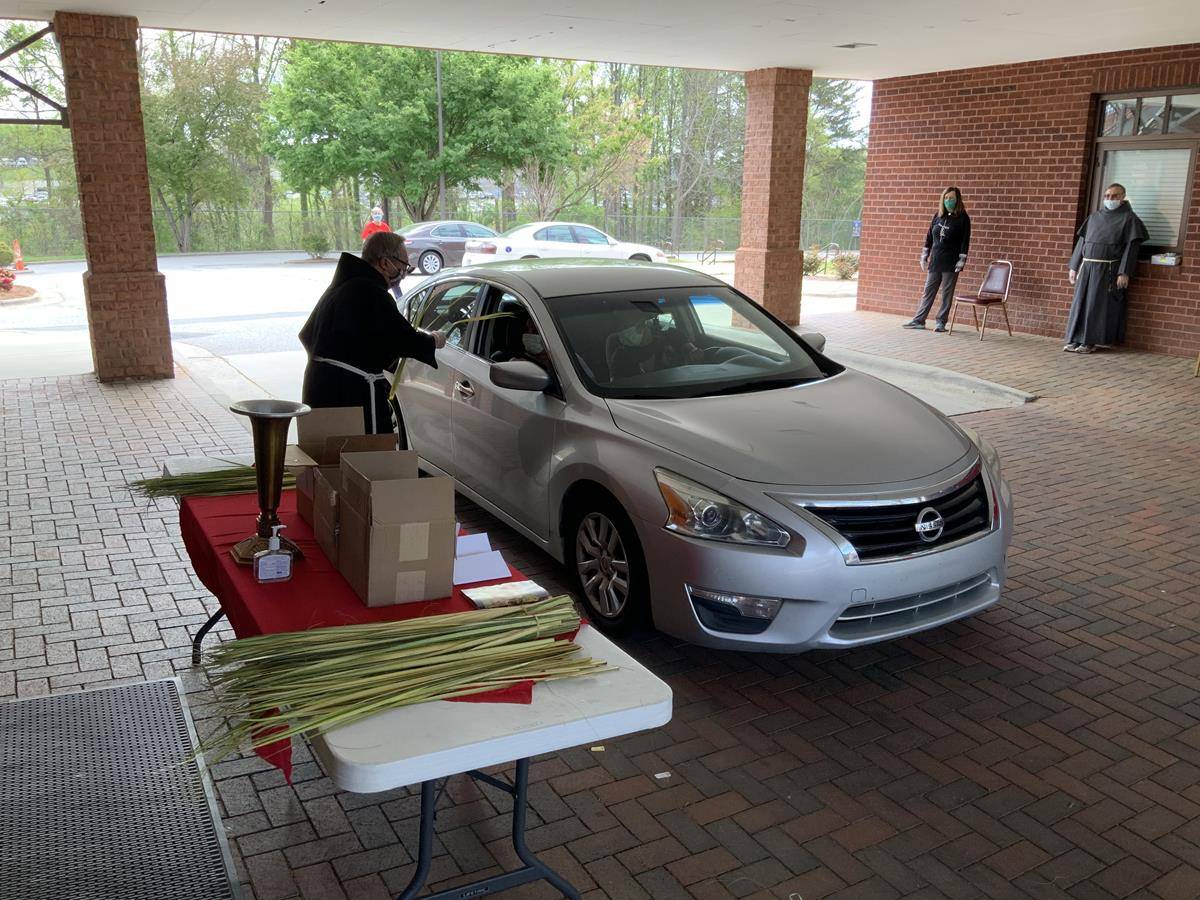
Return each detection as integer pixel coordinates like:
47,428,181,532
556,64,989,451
943,197,957,211
521,333,544,356
372,213,383,222
1103,199,1121,211
619,321,654,348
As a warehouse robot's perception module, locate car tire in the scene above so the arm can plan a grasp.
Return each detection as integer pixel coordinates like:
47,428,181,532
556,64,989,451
629,253,651,261
389,397,409,450
418,250,443,274
565,491,650,636
521,255,539,259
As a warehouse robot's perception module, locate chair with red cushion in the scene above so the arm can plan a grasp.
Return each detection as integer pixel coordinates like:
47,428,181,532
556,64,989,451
948,261,1013,341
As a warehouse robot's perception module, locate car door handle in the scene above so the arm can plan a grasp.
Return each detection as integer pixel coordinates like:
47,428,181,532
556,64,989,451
454,380,475,399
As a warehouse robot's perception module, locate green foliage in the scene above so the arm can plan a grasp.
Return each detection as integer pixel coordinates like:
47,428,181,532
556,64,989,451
267,43,564,221
832,253,859,280
0,241,12,265
804,80,867,222
141,32,263,251
803,249,823,276
300,230,331,258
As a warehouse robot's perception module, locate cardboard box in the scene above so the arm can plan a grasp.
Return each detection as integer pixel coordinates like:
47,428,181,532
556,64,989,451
337,450,456,606
290,407,398,525
312,467,342,567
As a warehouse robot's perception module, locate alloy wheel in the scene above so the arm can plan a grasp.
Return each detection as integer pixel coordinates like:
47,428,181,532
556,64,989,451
420,251,442,274
575,512,630,619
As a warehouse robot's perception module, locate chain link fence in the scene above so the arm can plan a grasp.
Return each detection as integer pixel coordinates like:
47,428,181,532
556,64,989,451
0,205,862,261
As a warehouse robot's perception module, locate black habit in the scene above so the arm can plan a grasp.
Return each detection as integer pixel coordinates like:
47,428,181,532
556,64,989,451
299,252,437,434
1064,202,1148,346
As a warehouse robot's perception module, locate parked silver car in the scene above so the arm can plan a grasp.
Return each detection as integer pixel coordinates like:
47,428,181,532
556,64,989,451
393,260,1012,652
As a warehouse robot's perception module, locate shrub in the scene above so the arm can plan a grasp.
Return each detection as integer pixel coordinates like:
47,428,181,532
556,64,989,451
832,253,859,280
301,231,331,259
0,267,14,292
0,241,13,266
802,248,823,276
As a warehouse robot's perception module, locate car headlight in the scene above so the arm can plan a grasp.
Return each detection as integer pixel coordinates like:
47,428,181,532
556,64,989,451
959,425,1001,477
655,469,790,547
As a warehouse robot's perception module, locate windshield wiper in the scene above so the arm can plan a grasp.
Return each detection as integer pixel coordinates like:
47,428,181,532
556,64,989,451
698,376,818,397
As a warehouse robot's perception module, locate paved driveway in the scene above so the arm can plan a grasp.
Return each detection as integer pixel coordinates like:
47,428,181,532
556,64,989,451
1,301,1198,899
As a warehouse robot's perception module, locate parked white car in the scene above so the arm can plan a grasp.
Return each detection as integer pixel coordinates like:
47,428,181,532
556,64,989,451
461,222,667,266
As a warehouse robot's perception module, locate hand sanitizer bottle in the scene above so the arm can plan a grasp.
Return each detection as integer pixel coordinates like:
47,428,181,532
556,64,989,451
254,525,294,584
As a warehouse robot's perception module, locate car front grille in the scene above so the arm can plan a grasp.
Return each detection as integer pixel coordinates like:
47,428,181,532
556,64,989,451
829,571,995,641
807,474,991,562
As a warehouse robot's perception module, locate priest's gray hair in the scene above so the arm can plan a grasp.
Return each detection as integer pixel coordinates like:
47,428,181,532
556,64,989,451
362,231,408,265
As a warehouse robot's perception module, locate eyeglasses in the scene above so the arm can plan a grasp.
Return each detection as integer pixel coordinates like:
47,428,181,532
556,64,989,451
391,258,415,276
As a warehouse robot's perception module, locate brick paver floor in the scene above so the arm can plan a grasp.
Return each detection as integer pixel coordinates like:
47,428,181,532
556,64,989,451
2,306,1199,899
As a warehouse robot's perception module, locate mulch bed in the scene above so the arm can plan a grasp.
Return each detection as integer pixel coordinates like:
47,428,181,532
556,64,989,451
0,285,37,303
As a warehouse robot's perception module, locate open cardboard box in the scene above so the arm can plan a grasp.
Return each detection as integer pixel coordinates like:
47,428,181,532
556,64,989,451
289,407,398,525
337,450,456,607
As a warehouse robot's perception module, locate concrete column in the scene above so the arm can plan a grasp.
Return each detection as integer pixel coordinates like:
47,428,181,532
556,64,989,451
735,68,811,325
54,11,172,381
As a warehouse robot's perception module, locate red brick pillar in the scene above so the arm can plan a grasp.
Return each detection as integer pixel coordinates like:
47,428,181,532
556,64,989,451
54,12,172,381
735,68,811,325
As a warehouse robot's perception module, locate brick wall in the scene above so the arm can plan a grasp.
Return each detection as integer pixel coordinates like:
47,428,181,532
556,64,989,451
735,67,811,325
55,12,172,380
859,44,1200,357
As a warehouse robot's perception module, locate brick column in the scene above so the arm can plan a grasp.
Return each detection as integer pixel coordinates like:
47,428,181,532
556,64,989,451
55,11,172,381
735,68,811,325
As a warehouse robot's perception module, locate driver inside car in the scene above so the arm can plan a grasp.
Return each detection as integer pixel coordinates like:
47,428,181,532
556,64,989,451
607,312,704,378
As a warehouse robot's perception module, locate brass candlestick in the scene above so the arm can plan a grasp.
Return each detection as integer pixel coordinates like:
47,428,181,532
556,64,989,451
229,399,311,566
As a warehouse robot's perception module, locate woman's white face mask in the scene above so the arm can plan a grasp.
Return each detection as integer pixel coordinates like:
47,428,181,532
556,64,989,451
372,212,383,222
522,333,544,356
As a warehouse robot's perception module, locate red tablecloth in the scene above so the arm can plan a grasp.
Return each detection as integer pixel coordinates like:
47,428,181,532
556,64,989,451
180,490,535,779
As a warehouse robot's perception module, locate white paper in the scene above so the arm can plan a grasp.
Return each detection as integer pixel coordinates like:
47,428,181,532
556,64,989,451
455,533,492,557
453,550,510,586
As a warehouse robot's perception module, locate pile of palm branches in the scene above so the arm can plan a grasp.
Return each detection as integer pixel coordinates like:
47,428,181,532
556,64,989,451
200,595,602,759
130,466,294,500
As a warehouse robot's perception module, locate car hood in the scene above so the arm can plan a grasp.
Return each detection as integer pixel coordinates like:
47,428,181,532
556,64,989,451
605,370,973,487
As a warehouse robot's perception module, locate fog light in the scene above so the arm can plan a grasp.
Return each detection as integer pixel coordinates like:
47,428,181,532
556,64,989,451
687,585,782,635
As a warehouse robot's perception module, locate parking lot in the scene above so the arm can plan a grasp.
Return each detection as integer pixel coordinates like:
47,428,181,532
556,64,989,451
3,290,1198,898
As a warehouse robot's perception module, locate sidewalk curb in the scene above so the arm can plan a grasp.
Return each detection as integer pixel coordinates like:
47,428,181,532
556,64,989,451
831,345,1038,405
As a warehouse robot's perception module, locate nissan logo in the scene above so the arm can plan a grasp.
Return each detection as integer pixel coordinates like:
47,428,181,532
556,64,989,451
915,507,945,542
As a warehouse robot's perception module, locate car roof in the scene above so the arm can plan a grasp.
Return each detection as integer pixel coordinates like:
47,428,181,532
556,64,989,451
453,258,721,299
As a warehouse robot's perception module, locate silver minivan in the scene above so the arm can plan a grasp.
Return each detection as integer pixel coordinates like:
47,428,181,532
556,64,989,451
394,260,1012,652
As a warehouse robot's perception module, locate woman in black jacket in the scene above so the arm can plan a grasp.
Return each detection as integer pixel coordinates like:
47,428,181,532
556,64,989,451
904,186,971,332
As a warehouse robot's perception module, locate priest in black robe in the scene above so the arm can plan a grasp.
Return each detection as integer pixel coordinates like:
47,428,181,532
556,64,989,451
1064,183,1148,354
300,232,446,433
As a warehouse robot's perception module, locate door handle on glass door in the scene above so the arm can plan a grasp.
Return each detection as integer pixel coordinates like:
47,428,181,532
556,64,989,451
454,380,474,399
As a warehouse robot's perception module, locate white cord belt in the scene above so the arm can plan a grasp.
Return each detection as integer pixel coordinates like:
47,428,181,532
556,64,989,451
312,356,389,433
1081,257,1117,264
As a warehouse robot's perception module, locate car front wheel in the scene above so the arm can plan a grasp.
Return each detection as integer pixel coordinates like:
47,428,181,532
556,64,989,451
418,250,443,274
567,494,649,635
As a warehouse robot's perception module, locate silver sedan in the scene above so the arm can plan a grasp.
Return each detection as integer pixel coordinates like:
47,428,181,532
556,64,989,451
393,260,1012,652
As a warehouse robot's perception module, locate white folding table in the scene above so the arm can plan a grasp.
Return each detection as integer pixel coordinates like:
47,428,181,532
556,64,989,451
309,626,672,899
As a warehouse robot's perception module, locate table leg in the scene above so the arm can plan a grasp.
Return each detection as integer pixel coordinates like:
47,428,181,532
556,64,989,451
396,759,580,900
191,609,227,665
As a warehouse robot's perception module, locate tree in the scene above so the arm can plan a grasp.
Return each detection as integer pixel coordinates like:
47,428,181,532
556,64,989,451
267,42,564,222
141,32,261,251
803,80,868,225
518,61,651,220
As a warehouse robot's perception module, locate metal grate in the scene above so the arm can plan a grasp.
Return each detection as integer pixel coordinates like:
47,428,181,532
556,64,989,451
808,474,991,561
830,572,996,640
0,679,240,900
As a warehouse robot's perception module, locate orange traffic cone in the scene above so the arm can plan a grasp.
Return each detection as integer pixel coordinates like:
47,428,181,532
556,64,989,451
12,239,24,271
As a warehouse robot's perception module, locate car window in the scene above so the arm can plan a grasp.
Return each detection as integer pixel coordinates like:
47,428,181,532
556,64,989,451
431,224,464,238
474,289,556,375
545,286,837,399
463,224,496,237
534,225,574,243
572,226,610,245
399,287,430,321
418,281,484,349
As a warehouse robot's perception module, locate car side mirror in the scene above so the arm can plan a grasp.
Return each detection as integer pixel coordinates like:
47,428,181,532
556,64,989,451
800,332,826,354
490,360,553,392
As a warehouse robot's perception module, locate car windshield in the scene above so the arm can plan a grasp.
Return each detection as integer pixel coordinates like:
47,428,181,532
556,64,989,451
545,286,838,399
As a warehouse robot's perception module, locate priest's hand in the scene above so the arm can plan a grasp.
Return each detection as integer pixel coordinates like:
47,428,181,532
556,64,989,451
1116,274,1129,290
426,330,447,350
1068,269,1077,286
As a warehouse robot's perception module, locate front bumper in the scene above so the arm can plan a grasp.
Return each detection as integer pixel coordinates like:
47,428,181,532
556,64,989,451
638,474,1013,652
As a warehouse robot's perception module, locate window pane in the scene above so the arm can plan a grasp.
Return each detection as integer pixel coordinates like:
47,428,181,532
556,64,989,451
423,283,482,347
1138,97,1166,134
1101,147,1192,246
1168,94,1200,134
535,225,573,242
573,226,610,245
1101,98,1138,136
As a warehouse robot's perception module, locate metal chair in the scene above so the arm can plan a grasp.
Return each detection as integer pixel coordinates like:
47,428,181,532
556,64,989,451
948,260,1013,341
